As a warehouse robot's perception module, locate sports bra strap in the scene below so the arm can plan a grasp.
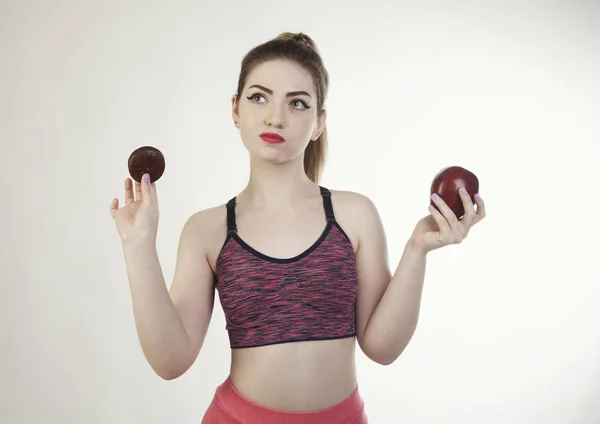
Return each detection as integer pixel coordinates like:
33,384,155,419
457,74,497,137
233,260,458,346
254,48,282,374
319,186,336,221
226,197,237,234
226,188,334,234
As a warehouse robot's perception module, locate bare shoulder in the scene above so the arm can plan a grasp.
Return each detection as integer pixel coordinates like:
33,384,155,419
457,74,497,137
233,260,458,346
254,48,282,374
184,203,227,234
328,189,383,251
182,202,229,273
329,189,377,211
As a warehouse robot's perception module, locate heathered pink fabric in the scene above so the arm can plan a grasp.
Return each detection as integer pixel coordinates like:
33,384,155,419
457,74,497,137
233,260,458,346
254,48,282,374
215,190,359,349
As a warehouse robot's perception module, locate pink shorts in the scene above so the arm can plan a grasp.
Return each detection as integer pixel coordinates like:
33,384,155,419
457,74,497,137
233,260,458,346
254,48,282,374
201,376,368,424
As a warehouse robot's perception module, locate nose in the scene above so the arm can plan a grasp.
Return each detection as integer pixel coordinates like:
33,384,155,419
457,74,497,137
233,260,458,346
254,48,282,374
264,102,285,128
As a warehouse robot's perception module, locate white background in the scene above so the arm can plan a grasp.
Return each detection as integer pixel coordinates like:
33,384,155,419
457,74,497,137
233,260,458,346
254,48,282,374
2,0,599,423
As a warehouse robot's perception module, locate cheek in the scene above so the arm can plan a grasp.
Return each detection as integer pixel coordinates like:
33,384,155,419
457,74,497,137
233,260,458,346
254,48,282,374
239,127,253,148
298,115,317,136
238,121,262,151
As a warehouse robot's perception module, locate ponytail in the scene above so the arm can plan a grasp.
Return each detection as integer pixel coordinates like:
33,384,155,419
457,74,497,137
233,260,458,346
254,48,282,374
303,125,327,184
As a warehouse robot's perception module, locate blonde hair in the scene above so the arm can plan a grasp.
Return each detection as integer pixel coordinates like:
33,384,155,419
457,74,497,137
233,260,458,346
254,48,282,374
235,32,329,184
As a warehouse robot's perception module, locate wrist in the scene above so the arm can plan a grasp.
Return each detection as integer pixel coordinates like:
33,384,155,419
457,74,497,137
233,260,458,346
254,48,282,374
406,235,429,256
121,237,157,255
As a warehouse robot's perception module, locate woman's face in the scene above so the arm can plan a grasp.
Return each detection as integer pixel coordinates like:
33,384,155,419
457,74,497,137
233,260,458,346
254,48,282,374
232,59,325,166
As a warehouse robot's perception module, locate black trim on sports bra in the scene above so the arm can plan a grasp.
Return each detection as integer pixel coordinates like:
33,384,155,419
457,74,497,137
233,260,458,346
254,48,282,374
219,186,354,265
320,186,336,221
226,197,237,234
226,186,335,234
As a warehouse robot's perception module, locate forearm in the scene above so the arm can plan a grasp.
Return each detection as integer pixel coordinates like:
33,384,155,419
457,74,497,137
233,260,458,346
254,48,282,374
122,241,191,378
363,237,427,365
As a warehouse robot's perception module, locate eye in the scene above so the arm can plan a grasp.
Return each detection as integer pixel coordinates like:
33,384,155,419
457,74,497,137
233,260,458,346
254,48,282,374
290,99,310,110
246,93,311,110
246,93,266,103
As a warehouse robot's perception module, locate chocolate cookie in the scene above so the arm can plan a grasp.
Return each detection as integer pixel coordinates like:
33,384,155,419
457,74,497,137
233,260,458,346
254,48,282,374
127,146,165,183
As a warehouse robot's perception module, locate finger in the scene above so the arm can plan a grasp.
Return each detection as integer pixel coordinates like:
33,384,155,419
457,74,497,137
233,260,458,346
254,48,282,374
428,203,451,235
473,193,486,223
135,179,143,202
110,198,119,217
142,173,157,202
458,187,477,228
140,173,153,206
431,193,460,232
149,180,158,203
425,205,453,250
124,178,134,205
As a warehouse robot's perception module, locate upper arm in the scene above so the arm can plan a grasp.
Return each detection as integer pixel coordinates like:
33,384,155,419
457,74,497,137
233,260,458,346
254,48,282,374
338,193,392,352
168,210,217,368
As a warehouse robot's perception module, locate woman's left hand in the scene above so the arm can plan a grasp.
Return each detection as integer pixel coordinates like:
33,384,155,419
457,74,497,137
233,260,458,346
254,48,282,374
410,188,486,254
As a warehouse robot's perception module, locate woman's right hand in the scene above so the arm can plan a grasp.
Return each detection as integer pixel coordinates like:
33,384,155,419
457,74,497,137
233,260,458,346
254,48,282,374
110,173,159,244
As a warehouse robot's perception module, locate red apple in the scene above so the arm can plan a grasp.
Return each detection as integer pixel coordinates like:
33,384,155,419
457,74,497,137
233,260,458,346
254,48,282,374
430,166,479,219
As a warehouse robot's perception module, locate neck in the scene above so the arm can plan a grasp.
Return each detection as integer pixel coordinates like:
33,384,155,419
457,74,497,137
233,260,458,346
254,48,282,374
241,156,316,207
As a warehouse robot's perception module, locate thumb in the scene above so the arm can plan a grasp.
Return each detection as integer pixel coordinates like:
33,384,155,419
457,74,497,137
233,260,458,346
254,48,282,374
109,198,119,219
141,173,153,206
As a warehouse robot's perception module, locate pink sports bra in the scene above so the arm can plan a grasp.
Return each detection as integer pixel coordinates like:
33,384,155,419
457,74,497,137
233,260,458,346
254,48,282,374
215,187,359,349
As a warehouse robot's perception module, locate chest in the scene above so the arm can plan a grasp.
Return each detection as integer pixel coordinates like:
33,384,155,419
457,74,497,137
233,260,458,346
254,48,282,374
234,208,329,260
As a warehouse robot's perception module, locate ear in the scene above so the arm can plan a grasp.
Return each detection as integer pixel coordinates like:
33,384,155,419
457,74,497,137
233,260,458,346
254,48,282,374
311,109,327,141
231,95,240,128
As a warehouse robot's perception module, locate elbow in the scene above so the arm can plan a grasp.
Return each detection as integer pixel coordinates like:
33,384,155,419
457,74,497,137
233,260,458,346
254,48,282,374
366,350,401,366
152,364,180,380
359,333,411,366
375,356,397,366
152,356,194,381
157,370,182,380
155,364,187,380
151,344,198,380
359,340,399,366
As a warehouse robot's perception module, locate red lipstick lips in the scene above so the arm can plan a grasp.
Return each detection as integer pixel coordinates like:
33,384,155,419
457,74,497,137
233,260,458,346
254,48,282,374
260,133,285,144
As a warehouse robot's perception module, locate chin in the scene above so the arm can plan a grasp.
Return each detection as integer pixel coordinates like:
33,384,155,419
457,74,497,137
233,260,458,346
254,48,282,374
242,139,292,162
255,145,293,164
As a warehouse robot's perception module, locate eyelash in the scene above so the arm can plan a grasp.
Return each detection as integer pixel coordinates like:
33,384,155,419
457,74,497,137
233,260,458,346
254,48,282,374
246,93,311,110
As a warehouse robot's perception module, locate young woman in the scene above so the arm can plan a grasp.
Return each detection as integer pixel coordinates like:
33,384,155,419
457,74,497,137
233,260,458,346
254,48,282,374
110,32,486,424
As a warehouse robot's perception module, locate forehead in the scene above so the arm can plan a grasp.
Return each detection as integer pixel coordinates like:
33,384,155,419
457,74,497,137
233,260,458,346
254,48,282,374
245,59,315,95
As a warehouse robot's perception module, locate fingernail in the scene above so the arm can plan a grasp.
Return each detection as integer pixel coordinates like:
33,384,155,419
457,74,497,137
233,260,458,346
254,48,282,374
432,193,440,200
144,173,150,183
461,187,467,195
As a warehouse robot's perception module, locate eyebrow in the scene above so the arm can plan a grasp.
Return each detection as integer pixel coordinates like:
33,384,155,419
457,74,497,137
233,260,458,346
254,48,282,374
248,84,312,98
